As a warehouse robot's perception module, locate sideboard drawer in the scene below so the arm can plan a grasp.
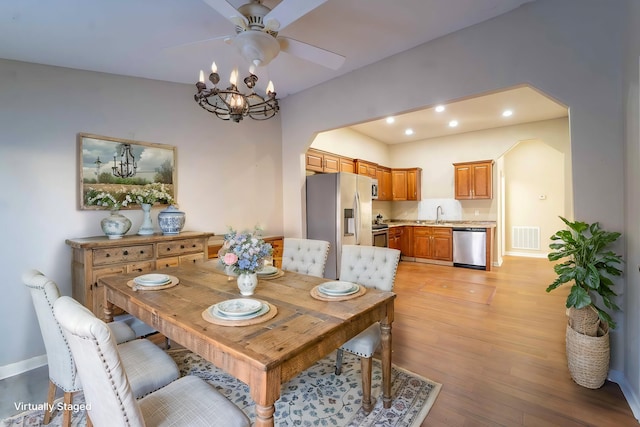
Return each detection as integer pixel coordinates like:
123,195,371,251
156,257,180,269
93,245,154,266
157,238,204,257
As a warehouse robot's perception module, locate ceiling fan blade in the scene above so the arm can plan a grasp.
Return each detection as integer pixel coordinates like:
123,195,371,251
201,0,248,28
279,37,345,70
164,34,231,51
264,0,327,31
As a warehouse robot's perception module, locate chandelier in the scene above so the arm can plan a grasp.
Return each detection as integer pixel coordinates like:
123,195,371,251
194,62,279,123
112,144,137,178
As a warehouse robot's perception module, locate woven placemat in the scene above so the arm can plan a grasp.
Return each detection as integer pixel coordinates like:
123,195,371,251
202,300,278,326
310,285,367,301
257,269,285,280
127,275,179,291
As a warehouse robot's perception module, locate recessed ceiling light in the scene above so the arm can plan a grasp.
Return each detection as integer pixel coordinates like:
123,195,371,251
405,128,414,136
448,120,458,128
386,117,395,124
502,109,513,117
435,105,445,112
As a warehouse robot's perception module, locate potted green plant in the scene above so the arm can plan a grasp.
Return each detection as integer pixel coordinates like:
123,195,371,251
546,216,623,388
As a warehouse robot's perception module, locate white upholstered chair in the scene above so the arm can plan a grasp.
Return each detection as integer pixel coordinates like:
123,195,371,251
281,238,330,278
22,270,180,427
53,295,251,427
334,245,401,411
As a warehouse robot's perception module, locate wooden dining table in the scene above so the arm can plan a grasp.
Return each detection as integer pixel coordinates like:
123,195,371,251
100,260,396,427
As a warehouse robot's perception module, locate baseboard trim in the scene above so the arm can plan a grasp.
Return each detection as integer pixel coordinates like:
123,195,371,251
609,369,640,421
0,354,47,380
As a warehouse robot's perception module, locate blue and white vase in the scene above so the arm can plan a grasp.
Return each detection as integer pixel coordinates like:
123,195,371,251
101,210,132,239
157,205,185,235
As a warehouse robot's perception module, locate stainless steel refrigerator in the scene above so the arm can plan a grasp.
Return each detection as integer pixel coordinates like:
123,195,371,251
306,172,373,279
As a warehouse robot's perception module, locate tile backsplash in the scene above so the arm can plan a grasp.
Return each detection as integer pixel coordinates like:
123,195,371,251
374,198,496,222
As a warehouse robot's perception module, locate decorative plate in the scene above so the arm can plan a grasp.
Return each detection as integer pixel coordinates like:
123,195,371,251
211,302,269,320
319,281,359,295
257,266,278,276
214,298,263,317
134,274,171,286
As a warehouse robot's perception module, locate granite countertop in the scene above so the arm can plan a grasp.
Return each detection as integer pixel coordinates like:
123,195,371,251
383,220,496,228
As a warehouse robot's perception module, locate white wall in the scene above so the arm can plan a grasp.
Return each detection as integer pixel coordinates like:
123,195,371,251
282,0,631,407
0,59,283,371
311,128,390,165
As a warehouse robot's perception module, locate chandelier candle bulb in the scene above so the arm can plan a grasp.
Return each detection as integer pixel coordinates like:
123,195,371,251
266,81,274,95
211,62,217,73
199,70,204,83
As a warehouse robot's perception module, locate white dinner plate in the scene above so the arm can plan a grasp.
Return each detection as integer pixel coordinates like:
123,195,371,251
319,281,359,295
134,274,171,286
257,266,278,276
211,302,269,320
214,298,262,317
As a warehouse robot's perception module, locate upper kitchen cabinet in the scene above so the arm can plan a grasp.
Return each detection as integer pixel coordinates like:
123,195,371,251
453,160,494,200
306,148,352,173
354,159,378,178
392,168,422,201
376,166,392,201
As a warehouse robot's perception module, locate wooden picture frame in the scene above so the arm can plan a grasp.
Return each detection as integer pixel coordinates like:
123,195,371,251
78,133,177,210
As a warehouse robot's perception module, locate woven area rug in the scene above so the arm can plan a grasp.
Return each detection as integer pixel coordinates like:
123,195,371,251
2,349,441,427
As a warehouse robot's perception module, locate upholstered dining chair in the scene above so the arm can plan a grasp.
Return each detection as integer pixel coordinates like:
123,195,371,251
53,295,251,427
22,270,180,427
334,245,401,411
281,237,330,278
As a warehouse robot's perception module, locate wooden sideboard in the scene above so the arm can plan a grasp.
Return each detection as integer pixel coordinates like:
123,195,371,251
208,235,284,268
66,231,214,319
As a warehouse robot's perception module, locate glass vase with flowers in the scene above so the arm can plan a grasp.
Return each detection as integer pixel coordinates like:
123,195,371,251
218,228,273,296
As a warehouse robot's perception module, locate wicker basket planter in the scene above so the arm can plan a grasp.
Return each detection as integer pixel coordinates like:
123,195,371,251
565,321,610,389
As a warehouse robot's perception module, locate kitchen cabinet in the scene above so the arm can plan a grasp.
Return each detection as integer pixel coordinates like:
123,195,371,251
453,160,493,200
355,159,378,178
400,226,414,257
376,166,392,201
389,227,402,251
66,231,213,319
413,227,452,261
306,148,354,173
392,168,422,201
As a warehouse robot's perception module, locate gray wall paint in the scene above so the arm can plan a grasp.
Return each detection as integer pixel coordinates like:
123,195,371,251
0,60,283,369
281,0,637,415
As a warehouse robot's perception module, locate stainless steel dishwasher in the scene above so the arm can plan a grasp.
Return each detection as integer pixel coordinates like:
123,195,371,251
452,227,487,270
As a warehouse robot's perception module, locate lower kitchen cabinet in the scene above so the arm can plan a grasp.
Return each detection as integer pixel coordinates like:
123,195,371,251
66,231,213,320
209,235,284,268
413,227,452,261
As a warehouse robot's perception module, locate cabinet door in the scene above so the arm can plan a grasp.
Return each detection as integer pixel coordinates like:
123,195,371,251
268,238,284,268
431,228,453,261
407,168,421,201
454,165,473,199
392,170,408,200
413,228,431,258
472,162,492,199
400,226,414,257
306,149,325,172
340,158,355,173
323,153,340,173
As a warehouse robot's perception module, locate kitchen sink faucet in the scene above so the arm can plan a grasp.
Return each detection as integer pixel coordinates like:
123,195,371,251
436,205,444,224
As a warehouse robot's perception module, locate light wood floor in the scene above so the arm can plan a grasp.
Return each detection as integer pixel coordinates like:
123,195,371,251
392,256,637,426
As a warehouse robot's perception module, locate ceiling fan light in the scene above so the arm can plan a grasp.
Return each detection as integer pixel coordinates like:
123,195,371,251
232,30,281,67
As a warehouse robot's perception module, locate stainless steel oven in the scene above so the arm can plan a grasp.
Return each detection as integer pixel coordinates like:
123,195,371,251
372,224,389,247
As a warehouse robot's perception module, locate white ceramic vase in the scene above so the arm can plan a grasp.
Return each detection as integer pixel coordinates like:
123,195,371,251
237,272,258,296
137,203,154,235
101,210,132,239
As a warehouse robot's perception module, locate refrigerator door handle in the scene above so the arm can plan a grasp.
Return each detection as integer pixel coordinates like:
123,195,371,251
354,191,361,244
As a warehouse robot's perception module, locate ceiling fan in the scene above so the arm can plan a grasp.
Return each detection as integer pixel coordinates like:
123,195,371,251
201,0,345,70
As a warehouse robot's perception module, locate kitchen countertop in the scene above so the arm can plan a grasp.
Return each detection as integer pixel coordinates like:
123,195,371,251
382,220,496,228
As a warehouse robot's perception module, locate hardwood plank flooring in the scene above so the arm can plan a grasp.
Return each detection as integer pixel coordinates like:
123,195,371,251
392,256,637,426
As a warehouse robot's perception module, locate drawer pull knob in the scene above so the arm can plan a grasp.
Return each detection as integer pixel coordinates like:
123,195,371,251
180,245,185,249
123,250,129,255
166,248,171,252
140,250,144,254
106,254,110,258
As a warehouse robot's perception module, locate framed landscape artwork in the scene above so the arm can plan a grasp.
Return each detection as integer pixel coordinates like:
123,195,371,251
78,133,177,210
